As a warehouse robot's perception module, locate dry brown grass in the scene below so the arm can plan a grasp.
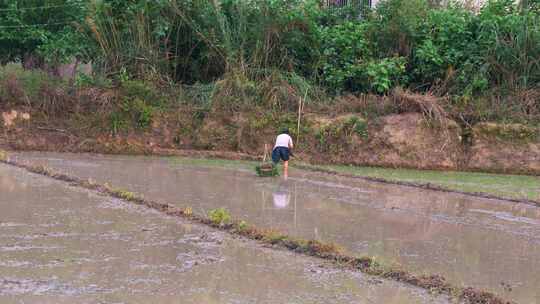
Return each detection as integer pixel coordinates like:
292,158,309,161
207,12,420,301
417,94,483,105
37,83,74,116
76,87,117,114
391,87,449,127
258,72,301,111
515,88,540,121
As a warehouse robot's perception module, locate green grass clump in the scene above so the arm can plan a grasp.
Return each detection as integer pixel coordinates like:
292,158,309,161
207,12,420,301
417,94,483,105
344,116,368,139
208,208,231,226
107,187,136,200
237,220,248,231
256,163,279,177
117,190,136,200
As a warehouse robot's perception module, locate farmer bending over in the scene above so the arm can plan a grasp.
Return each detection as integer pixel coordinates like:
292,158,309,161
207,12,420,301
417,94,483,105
272,128,293,177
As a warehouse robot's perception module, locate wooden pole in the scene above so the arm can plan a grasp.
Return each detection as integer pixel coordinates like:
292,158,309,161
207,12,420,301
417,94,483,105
297,88,308,147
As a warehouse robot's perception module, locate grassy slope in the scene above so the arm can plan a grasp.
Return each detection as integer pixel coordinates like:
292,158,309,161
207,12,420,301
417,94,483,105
169,157,539,201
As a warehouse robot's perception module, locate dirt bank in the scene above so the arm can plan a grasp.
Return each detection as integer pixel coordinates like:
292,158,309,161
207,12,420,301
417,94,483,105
1,107,538,175
468,122,540,174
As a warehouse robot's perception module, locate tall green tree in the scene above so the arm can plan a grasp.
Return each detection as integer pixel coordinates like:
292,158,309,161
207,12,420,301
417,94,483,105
0,0,89,66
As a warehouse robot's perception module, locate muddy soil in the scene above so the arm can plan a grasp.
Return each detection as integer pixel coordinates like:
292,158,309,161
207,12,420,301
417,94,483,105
0,162,455,304
9,152,540,304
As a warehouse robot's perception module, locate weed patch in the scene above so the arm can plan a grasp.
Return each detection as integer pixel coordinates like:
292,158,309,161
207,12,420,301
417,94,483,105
236,220,248,232
208,208,231,226
113,189,136,200
343,116,369,139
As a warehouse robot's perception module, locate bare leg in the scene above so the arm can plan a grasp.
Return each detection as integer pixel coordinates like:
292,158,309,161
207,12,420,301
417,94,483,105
283,160,289,179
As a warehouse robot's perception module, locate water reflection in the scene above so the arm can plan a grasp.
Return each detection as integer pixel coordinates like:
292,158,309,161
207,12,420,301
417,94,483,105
272,181,291,209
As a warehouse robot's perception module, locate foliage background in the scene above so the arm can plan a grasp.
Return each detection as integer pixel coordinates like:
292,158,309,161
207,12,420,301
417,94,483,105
0,0,539,126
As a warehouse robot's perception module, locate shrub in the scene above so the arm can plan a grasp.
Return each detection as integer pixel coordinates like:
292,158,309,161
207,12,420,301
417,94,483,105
345,116,369,139
412,7,475,88
319,21,407,94
0,63,63,104
121,80,161,104
410,0,540,96
109,100,154,134
110,111,128,134
371,0,429,57
75,73,113,89
2,0,538,127
0,64,76,115
320,21,372,93
475,1,540,91
0,1,90,64
106,79,165,132
363,57,407,93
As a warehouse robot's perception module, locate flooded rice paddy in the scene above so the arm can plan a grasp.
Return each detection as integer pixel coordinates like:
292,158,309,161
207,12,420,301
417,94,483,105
0,162,453,304
6,152,540,303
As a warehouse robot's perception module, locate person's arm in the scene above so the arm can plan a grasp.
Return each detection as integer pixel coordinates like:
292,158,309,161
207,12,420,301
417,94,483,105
288,136,294,157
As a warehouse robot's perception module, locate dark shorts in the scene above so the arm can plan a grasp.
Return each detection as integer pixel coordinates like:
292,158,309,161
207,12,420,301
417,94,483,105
272,147,290,163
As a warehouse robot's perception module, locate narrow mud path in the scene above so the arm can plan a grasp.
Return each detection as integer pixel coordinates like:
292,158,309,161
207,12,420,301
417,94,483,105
0,163,455,303
8,152,540,303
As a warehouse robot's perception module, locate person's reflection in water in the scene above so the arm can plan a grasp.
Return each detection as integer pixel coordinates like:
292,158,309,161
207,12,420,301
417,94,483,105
272,181,291,209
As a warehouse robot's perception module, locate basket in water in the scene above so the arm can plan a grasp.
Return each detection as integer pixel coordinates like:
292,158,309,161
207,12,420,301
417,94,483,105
256,163,279,177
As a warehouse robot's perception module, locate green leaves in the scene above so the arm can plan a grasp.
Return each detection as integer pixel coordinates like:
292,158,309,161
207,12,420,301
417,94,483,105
208,208,231,226
320,22,371,92
3,0,536,100
0,0,90,63
364,57,407,94
319,20,407,94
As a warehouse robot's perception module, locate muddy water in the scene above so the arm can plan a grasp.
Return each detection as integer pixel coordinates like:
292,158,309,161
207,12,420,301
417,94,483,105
0,163,453,304
11,152,540,303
